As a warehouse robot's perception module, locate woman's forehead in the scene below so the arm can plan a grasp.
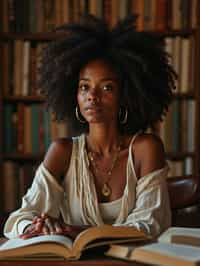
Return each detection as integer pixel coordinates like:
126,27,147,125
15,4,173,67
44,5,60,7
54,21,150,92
79,59,118,80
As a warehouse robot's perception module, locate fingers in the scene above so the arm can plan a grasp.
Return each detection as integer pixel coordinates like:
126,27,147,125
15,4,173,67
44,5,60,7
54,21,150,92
20,214,67,239
35,214,65,234
54,221,63,234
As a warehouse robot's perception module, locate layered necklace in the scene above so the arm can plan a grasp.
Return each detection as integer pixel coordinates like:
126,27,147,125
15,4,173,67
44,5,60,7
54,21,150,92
87,141,122,198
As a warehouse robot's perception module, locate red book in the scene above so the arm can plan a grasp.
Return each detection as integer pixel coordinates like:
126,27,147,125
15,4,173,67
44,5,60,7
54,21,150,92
155,0,167,31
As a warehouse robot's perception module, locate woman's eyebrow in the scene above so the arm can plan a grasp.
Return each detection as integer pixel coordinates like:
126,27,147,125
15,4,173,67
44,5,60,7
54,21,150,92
79,78,90,81
79,78,117,82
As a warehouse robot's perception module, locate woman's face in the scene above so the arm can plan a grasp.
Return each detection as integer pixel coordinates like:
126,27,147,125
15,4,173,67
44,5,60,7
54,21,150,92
77,59,120,124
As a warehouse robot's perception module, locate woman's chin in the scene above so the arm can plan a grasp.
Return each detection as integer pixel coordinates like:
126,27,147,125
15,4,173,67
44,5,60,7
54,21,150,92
86,116,105,124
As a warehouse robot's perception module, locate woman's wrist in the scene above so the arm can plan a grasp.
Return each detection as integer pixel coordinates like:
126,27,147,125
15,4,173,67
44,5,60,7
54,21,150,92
17,220,32,235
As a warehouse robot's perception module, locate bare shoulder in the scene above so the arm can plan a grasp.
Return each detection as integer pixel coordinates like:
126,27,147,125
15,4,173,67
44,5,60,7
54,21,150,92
43,138,73,183
133,133,165,178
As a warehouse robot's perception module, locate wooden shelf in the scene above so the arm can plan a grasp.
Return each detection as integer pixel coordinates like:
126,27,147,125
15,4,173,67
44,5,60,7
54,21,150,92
152,28,196,37
0,29,196,42
3,95,45,103
173,92,195,99
0,32,71,41
3,153,44,162
166,152,195,160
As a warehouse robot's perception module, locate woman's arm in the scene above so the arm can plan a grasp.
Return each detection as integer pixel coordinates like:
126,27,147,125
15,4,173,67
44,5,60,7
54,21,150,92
3,138,72,239
115,134,171,237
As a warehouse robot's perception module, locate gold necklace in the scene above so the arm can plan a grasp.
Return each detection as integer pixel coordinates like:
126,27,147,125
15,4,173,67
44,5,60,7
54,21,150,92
88,143,121,198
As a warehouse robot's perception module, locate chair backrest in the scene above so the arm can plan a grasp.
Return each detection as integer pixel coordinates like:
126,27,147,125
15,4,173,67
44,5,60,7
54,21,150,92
167,175,200,227
167,175,200,209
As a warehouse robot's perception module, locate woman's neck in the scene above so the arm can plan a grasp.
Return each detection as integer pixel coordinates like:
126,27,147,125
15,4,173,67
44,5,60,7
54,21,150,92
86,125,122,156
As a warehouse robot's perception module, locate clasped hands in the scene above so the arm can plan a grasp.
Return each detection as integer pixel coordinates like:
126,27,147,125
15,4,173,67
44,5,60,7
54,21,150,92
20,213,82,240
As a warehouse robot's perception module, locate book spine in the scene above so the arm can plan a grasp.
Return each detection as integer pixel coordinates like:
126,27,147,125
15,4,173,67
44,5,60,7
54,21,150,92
31,104,40,154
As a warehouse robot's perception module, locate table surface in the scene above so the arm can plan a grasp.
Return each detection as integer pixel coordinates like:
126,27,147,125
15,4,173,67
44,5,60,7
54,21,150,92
0,257,144,266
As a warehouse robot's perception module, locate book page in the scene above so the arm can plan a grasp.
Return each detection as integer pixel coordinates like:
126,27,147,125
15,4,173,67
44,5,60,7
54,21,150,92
0,235,73,251
133,242,200,262
73,225,147,252
158,227,200,245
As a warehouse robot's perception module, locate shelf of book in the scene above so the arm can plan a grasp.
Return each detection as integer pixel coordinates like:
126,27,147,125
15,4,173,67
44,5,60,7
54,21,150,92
0,0,199,235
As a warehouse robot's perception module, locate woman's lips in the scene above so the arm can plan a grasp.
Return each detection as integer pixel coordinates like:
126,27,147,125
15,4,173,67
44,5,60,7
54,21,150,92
85,104,101,110
86,107,101,111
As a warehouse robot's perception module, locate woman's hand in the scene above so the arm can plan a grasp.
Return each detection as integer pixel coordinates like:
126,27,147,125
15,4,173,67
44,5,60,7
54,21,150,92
20,213,65,239
20,213,89,240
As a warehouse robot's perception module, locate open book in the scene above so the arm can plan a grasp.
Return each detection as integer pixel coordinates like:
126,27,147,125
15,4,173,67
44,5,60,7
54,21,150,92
106,227,200,266
0,225,148,260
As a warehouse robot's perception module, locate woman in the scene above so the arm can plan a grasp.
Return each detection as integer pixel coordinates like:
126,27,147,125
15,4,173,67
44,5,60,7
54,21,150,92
4,15,176,239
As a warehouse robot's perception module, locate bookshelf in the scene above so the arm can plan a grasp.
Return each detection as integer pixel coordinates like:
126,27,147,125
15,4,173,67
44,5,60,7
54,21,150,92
0,0,199,234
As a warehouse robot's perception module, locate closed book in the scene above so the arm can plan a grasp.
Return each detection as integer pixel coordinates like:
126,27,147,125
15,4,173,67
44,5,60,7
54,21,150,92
89,0,103,18
43,110,51,151
171,99,181,153
131,0,144,31
24,105,32,154
103,0,112,26
13,40,23,96
17,103,25,153
180,0,190,29
172,0,181,30
4,104,15,153
2,43,10,96
43,0,55,31
179,37,191,93
3,161,18,212
29,0,37,32
21,41,31,96
155,0,167,31
1,0,9,32
31,104,40,154
186,100,195,152
172,36,182,93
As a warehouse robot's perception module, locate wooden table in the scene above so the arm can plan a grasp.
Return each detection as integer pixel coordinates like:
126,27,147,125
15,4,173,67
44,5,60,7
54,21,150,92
0,258,144,266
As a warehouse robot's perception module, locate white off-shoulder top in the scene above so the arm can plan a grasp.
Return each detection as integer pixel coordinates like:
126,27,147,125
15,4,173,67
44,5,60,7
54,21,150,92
4,133,171,239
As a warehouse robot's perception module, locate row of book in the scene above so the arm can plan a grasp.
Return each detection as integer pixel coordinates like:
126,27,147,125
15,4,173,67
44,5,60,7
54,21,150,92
160,99,195,153
1,0,198,33
2,161,39,212
3,103,69,155
168,157,193,177
164,36,195,94
2,41,45,97
1,35,194,97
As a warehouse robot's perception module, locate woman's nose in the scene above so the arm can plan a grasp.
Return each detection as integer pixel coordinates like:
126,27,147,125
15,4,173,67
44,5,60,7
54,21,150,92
87,88,100,102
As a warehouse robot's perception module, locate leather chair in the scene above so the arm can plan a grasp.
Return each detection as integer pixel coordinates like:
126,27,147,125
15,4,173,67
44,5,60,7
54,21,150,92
167,175,200,227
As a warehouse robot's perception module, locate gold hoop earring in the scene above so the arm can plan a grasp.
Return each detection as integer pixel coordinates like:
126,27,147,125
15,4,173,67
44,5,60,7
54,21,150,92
119,107,128,124
75,106,86,123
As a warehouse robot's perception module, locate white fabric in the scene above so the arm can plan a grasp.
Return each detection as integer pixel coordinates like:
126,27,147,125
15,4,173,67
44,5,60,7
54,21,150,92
4,134,171,239
99,197,122,224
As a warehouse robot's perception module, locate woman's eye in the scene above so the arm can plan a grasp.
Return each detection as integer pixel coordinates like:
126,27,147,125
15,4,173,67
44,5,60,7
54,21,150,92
101,85,112,91
79,84,89,91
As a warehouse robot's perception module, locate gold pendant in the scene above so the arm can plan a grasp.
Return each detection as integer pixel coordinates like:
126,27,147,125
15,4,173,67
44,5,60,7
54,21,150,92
102,182,112,197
